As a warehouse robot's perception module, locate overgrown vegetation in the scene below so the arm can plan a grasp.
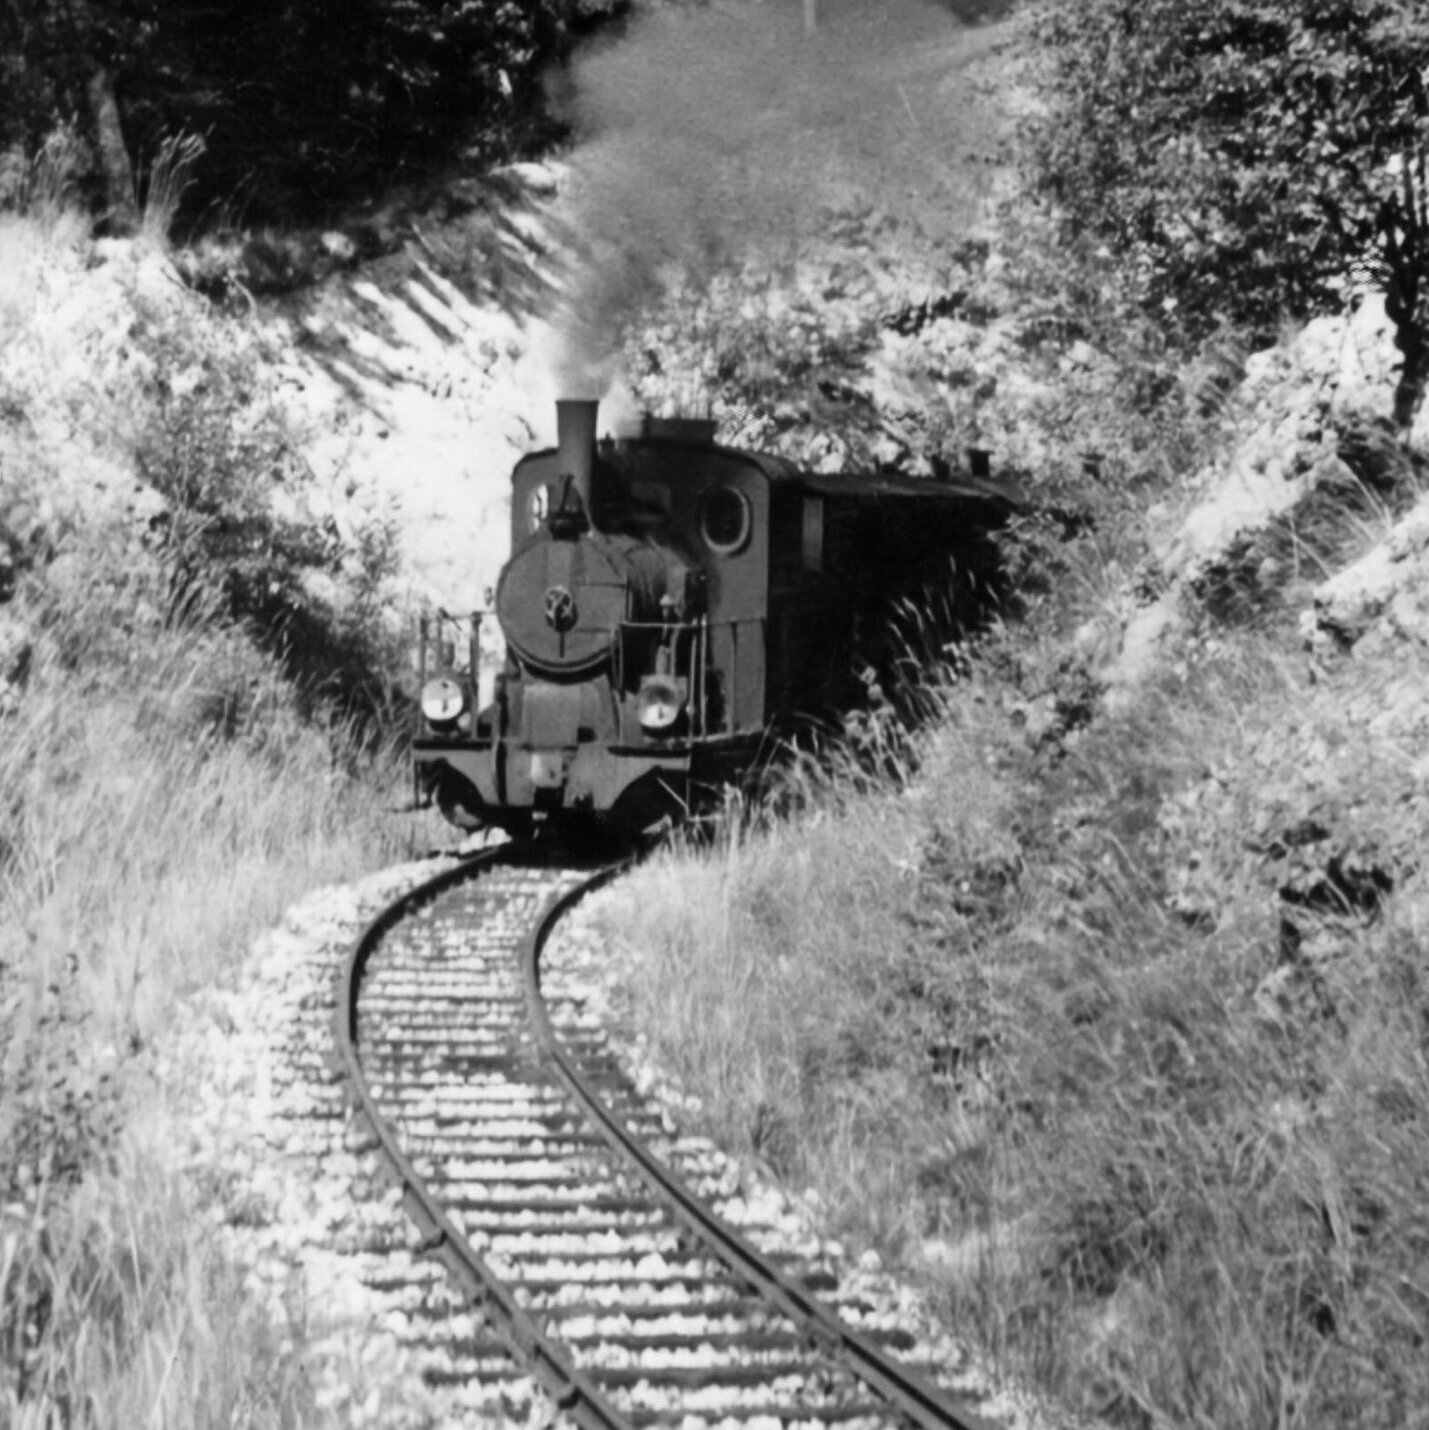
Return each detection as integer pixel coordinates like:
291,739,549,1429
132,322,404,734
593,4,1429,1427
3,1150,357,1429
0,173,428,1424
605,636,1429,1427
0,0,629,227
6,2,1429,1425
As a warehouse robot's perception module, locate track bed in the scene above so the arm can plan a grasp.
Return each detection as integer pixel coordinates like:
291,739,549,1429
337,851,998,1429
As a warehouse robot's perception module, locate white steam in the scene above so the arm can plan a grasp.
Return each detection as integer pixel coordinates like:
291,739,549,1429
550,0,999,397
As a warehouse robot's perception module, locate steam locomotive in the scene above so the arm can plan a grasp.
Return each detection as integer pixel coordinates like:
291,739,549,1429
412,399,1015,838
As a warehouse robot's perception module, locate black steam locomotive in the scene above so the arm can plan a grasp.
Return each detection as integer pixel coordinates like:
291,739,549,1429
412,399,1015,838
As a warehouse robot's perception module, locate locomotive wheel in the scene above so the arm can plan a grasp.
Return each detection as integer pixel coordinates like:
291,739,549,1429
608,770,690,846
431,766,533,840
431,769,485,831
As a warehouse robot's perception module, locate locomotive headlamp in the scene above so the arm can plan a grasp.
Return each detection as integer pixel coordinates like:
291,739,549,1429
637,675,686,734
420,675,467,726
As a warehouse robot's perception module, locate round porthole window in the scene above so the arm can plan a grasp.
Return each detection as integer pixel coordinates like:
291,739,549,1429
527,483,551,532
699,486,751,555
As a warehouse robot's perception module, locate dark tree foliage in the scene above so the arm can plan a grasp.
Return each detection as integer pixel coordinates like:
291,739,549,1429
0,0,625,223
1028,0,1429,358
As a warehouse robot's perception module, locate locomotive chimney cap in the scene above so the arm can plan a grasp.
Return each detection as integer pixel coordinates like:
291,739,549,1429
556,399,599,526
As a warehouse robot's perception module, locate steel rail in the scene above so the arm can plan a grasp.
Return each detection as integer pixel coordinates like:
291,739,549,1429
522,870,1000,1430
334,847,637,1430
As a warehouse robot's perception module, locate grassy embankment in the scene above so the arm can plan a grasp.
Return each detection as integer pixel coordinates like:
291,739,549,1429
597,152,1429,1430
1,160,428,1427
608,629,1429,1425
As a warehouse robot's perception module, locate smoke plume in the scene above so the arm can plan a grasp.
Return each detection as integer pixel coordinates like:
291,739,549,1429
551,0,1008,396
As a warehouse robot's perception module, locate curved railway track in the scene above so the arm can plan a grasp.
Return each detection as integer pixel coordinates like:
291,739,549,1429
335,847,999,1429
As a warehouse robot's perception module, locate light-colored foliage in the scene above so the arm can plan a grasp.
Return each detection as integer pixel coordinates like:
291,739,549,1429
604,637,1429,1427
0,202,425,1428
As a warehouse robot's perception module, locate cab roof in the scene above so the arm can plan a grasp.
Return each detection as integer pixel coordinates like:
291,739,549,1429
712,445,1024,510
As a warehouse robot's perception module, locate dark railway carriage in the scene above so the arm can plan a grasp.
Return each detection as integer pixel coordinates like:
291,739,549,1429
413,399,1015,837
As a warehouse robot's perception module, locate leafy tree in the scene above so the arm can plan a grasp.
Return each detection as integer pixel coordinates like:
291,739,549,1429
1029,0,1429,422
0,2,138,216
0,0,626,224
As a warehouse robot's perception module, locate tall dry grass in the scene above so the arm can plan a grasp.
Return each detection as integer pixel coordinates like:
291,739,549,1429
4,1150,323,1430
601,636,1429,1428
0,532,412,1060
0,185,429,1425
0,531,424,1430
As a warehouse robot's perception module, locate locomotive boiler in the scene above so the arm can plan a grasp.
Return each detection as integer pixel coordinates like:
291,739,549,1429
412,399,1015,838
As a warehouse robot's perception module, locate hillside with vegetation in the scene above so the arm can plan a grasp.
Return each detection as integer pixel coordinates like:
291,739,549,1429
604,546,1429,1426
2,1,1428,1427
589,3,1429,1428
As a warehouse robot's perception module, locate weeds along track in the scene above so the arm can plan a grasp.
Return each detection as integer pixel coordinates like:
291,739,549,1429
336,848,998,1430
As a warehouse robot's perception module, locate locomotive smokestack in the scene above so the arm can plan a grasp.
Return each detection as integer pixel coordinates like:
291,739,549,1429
556,399,599,519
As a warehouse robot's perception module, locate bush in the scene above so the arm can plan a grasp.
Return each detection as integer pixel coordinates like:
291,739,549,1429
128,314,403,735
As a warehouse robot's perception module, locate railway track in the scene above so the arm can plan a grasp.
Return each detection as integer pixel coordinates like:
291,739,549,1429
335,847,1000,1429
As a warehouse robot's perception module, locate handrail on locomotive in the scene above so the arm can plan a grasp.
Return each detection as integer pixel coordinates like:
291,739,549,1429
416,608,484,704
